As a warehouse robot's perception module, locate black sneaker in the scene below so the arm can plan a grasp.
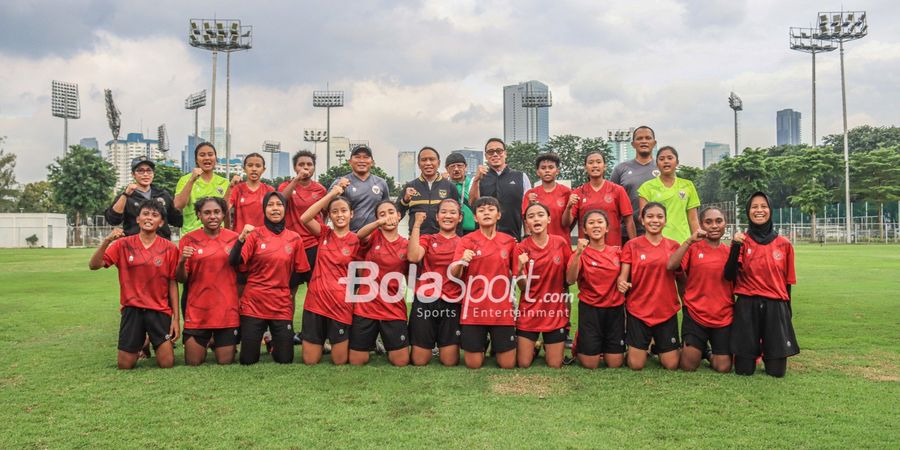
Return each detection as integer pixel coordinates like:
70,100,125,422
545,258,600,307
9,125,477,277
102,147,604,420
432,345,439,357
563,355,576,365
375,337,386,355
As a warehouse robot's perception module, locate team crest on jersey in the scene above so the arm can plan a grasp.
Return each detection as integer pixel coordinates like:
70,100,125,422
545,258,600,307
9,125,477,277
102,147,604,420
652,169,661,177
154,257,162,266
698,253,704,259
678,190,686,200
773,250,783,260
640,254,647,261
746,248,752,255
217,187,224,194
500,249,509,258
133,201,140,207
128,255,134,262
372,185,381,195
375,245,381,250
432,242,438,248
476,250,482,256
261,243,267,250
591,261,598,266
556,199,566,207
284,245,293,254
240,197,245,203
311,192,320,200
604,194,613,204
341,248,351,256
198,248,204,255
553,255,562,264
438,189,448,197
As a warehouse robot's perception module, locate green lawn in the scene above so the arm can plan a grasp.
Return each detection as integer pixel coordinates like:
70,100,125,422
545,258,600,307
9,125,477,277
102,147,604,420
1,246,898,448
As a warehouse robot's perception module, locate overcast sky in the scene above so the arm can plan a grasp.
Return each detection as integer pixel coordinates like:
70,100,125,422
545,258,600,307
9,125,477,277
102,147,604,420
1,0,898,183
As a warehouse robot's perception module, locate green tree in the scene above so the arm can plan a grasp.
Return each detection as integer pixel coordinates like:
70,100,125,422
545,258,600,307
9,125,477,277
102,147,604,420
823,125,900,154
718,149,772,224
544,135,611,186
47,145,117,230
505,141,541,177
318,163,399,197
776,146,842,241
0,137,19,212
850,147,900,239
151,163,183,196
17,181,62,213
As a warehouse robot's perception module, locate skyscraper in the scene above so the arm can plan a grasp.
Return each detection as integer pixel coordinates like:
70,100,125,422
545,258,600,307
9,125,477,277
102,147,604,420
181,135,203,172
776,109,802,146
201,127,226,150
451,149,484,179
397,151,416,183
702,142,731,168
503,80,550,147
106,133,162,189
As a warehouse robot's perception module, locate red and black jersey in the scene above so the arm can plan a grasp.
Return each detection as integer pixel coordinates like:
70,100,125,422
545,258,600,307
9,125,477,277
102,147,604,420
521,184,572,240
574,245,625,308
103,234,178,315
229,182,275,233
513,235,572,332
179,228,240,329
620,235,680,326
735,235,796,301
417,233,462,302
354,230,410,322
570,181,633,246
278,180,328,249
453,230,517,326
681,240,733,328
303,226,362,325
239,227,310,320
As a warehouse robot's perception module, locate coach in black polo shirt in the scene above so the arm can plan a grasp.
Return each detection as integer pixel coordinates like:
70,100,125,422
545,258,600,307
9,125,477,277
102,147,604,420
105,157,182,239
468,138,531,240
397,146,460,235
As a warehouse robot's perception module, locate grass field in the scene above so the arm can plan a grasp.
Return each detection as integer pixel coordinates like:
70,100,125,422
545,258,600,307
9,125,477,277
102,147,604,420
1,246,898,449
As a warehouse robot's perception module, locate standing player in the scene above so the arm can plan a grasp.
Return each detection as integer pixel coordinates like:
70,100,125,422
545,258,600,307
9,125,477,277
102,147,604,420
451,196,518,369
666,206,733,373
228,153,274,233
610,125,658,238
176,197,240,365
566,210,626,369
349,201,410,366
521,153,572,241
298,178,360,365
174,142,230,234
563,152,635,246
105,156,182,240
637,146,700,244
725,192,798,378
407,202,464,366
228,192,310,365
514,203,572,368
617,202,681,371
89,200,179,369
279,150,327,296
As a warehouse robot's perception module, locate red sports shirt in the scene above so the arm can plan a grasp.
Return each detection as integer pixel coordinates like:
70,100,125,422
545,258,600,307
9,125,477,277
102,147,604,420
453,230,517,326
620,235,680,326
303,226,362,325
103,234,178,315
279,181,327,249
354,230,409,322
521,184,573,240
570,181,633,246
513,234,572,332
239,227,310,320
417,233,462,302
229,182,275,233
734,235,796,301
179,228,240,329
574,245,625,308
681,240,733,328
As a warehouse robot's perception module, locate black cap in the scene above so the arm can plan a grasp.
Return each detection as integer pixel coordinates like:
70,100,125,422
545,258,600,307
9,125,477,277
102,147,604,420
350,145,373,157
131,156,156,172
445,152,467,167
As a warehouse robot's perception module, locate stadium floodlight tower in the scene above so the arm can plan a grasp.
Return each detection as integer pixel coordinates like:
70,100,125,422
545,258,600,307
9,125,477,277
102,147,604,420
520,85,552,145
189,18,253,179
303,128,328,173
157,124,170,158
184,90,207,141
262,140,282,180
313,89,344,170
816,10,868,244
51,81,81,155
728,92,743,157
607,128,635,164
104,89,121,157
789,27,836,147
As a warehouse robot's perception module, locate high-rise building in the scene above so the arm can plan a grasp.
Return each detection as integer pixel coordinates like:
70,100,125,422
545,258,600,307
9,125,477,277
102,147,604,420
106,133,162,189
397,151,417,183
451,149,484,179
776,109,802,146
79,137,100,157
273,151,292,179
503,80,550,147
181,135,203,172
201,127,226,151
702,142,731,168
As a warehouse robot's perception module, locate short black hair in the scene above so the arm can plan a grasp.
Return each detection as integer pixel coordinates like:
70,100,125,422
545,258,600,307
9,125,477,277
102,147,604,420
138,199,166,221
641,201,667,218
194,142,217,162
193,196,227,216
472,196,500,211
581,209,610,229
292,150,316,166
632,125,656,141
583,151,606,165
656,146,679,161
243,152,266,167
484,138,506,151
417,146,440,160
534,153,560,169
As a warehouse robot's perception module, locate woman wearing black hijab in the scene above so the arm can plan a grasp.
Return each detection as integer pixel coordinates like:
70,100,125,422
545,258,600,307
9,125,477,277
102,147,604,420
229,191,310,364
724,192,798,377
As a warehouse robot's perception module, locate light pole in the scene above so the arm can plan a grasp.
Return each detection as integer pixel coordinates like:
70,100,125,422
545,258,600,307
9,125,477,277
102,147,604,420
728,91,743,230
184,90,207,142
51,81,80,155
262,140,282,180
521,85,552,145
303,128,328,174
607,128,635,165
189,19,253,179
789,27,836,146
313,90,344,171
816,11,868,244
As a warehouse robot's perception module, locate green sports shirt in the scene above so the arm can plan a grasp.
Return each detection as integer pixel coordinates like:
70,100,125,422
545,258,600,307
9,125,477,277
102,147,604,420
637,176,700,244
175,173,230,233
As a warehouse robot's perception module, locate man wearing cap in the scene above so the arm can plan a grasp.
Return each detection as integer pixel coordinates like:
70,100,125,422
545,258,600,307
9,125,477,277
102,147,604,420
330,145,390,232
397,147,460,235
445,152,477,234
105,157,183,239
468,138,531,240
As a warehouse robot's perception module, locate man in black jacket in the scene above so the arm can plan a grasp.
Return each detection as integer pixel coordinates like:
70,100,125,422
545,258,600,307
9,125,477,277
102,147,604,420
468,138,531,240
397,147,460,235
105,157,183,240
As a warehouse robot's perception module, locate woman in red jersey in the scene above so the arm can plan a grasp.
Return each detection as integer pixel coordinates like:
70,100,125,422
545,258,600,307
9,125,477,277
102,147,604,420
514,203,572,368
451,196,518,369
176,197,240,365
228,191,310,365
520,153,572,241
228,153,274,233
279,150,327,296
407,200,463,366
562,151,635,246
298,178,360,365
666,206,733,373
725,192,798,378
566,209,626,369
349,201,410,366
89,200,179,369
617,202,681,370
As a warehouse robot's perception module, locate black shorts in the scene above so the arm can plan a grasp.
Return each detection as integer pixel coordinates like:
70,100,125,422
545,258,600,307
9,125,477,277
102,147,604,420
183,327,240,348
239,316,295,365
118,307,172,353
576,302,626,356
460,324,517,353
625,312,680,353
731,295,799,359
349,316,409,352
516,327,568,345
300,310,349,345
408,299,461,348
293,247,318,285
681,307,731,355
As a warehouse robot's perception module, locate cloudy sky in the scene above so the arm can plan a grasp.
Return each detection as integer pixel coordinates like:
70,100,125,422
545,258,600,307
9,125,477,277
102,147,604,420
1,0,898,183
